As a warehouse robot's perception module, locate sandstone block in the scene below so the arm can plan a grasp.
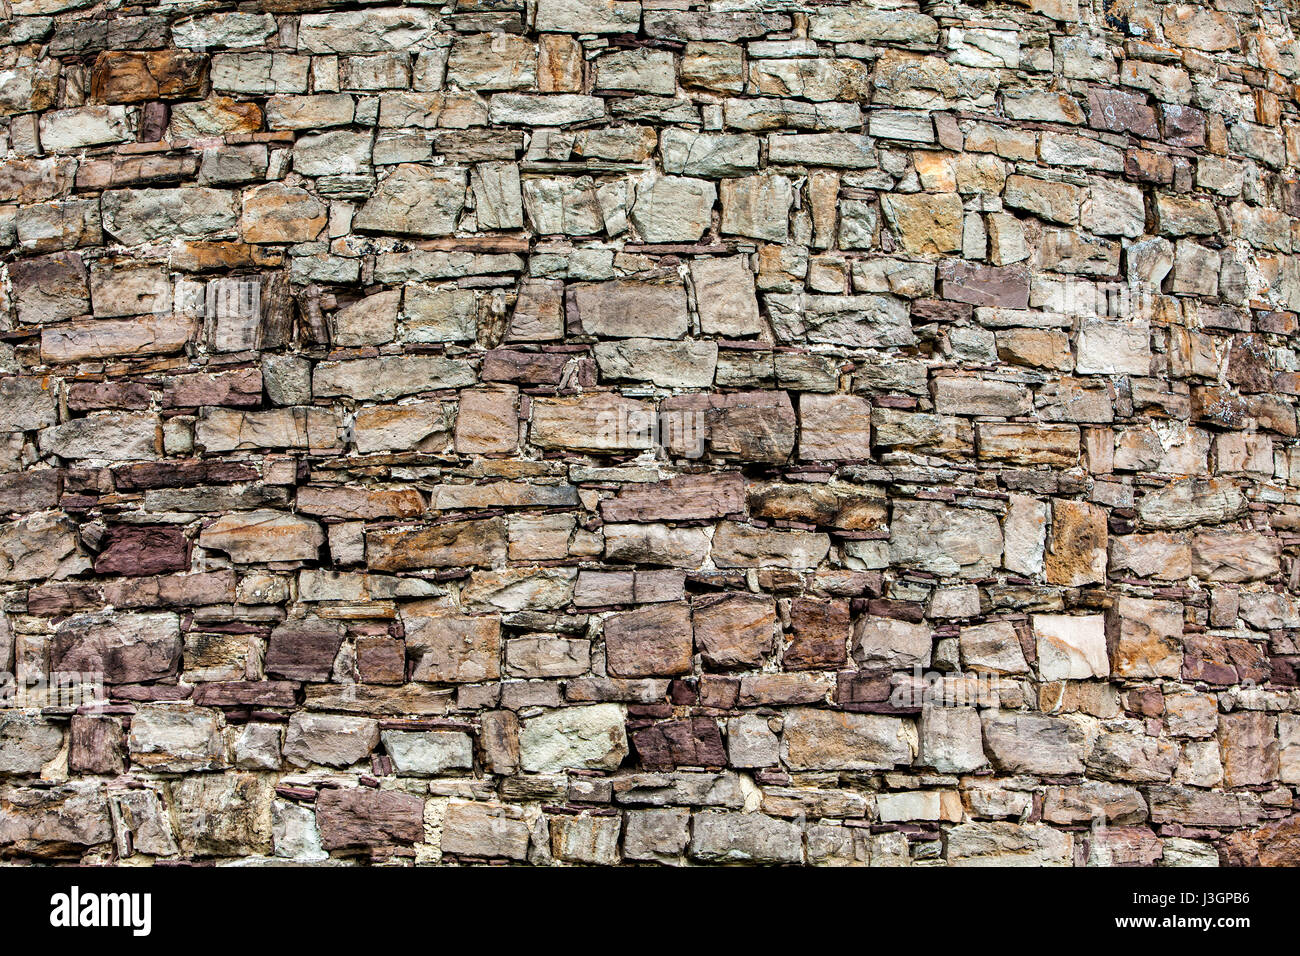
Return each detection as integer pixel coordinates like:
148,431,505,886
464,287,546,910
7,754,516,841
519,704,628,773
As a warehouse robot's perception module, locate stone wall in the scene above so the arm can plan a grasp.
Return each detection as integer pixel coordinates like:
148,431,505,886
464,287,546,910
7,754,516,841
1,0,1299,866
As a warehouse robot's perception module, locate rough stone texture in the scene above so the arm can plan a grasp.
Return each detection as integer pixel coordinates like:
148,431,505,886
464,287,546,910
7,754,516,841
1,0,1297,870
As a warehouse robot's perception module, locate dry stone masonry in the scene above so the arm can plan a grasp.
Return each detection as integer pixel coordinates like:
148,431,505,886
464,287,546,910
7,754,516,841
2,0,1300,867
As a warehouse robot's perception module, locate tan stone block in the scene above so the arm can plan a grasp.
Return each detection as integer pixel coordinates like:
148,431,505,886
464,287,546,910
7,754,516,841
1108,596,1184,679
1045,499,1107,586
455,386,520,455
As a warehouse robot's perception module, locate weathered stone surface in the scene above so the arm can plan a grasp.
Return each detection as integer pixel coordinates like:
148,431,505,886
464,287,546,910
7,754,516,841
661,129,757,177
881,192,964,254
1137,479,1247,530
51,611,181,684
266,619,344,680
1109,532,1191,580
170,773,272,857
529,394,655,454
1045,499,1107,587
703,392,798,462
782,709,913,771
1218,712,1277,788
0,715,64,775
39,105,131,152
519,704,628,773
10,252,90,324
751,58,869,102
273,801,325,861
1221,815,1300,867
41,315,196,364
403,607,500,683
522,176,605,235
471,162,524,230
298,9,434,53
810,8,938,43
94,525,189,577
624,808,690,862
982,713,1087,775
313,355,476,401
0,513,86,583
354,165,465,237
284,714,379,768
720,172,793,241
241,183,327,243
692,593,775,669
0,57,59,118
0,0,1290,870
786,598,849,671
101,188,239,245
449,34,537,91
0,782,112,852
368,518,506,571
748,481,886,532
690,257,762,335
853,616,932,670
595,339,717,388
1034,614,1108,680
550,813,621,864
316,787,423,850
799,394,872,460
572,279,689,339
537,0,640,34
631,715,727,770
712,522,829,570
172,12,275,50
889,501,1002,577
197,407,343,452
506,636,589,678
0,377,57,433
769,133,875,169
174,98,264,140
629,175,716,243
1076,319,1151,375
1088,729,1178,783
605,602,693,677
690,811,803,864
69,716,124,776
1109,596,1183,679
724,97,861,132
601,473,744,523
128,705,226,772
960,620,1030,675
604,523,710,566
646,10,789,42
978,423,1080,467
918,707,986,773
1003,494,1047,577
91,50,208,103
1191,530,1280,583
934,376,1030,417
39,412,161,461
200,510,324,563
490,93,605,126
769,293,913,349
946,822,1071,866
725,714,779,769
440,801,529,859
